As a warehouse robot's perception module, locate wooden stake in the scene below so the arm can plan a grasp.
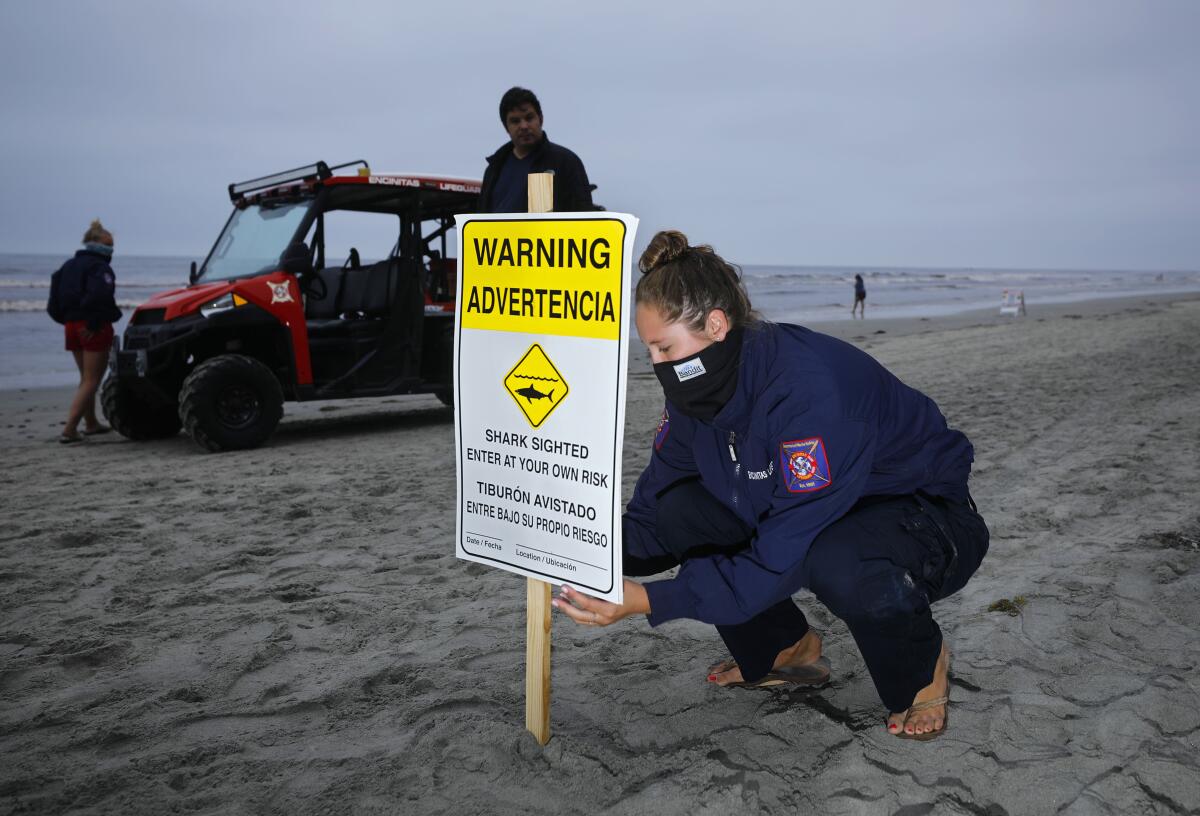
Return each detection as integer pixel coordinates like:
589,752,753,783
528,172,554,215
525,171,554,745
525,576,552,745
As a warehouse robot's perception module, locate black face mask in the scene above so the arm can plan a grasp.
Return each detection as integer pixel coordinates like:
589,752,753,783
652,329,744,421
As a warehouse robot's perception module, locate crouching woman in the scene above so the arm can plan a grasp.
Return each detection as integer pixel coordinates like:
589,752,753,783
554,230,989,740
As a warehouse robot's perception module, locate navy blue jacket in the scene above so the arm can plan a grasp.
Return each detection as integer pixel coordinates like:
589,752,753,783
625,322,974,627
47,249,121,329
479,132,595,213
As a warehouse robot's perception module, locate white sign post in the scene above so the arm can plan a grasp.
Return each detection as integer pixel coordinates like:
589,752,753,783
454,200,637,743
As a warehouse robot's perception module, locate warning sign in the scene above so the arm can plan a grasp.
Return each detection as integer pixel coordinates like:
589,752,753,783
504,343,569,428
454,213,638,603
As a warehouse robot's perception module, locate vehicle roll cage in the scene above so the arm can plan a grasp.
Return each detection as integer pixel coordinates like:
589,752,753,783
303,199,456,273
202,161,474,285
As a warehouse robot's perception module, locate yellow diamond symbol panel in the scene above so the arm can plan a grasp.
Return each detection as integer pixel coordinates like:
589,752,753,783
504,343,569,428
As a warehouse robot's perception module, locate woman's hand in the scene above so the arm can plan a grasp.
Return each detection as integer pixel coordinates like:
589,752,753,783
552,579,650,627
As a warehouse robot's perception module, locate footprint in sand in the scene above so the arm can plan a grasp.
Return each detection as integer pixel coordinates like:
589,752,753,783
270,582,321,603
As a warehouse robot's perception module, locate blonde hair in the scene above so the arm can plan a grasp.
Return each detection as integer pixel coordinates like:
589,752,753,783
82,219,112,245
635,230,757,332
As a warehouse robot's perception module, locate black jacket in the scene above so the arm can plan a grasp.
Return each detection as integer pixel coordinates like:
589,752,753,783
627,322,975,625
479,132,595,213
47,249,122,329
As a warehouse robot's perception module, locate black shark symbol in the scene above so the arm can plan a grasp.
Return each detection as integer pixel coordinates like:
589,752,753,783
516,384,554,403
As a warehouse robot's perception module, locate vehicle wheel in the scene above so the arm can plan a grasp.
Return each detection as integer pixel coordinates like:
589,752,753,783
434,322,454,407
178,354,283,452
101,376,182,440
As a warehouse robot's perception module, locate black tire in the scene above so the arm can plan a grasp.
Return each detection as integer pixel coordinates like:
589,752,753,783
178,354,284,452
101,376,183,440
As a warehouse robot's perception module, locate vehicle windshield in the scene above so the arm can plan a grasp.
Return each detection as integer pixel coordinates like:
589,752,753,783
198,200,311,282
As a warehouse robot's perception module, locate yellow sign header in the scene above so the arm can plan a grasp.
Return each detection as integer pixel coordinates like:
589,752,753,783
460,218,627,340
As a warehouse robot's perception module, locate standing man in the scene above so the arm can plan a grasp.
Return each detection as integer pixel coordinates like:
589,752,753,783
479,87,595,213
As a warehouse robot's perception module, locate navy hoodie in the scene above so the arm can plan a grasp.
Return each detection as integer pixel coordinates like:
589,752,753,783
624,322,974,627
48,249,121,329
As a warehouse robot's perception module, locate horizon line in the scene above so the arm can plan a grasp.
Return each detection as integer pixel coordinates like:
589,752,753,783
0,248,1194,276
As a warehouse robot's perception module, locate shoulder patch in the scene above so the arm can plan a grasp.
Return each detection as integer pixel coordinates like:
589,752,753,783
654,407,670,450
780,437,831,493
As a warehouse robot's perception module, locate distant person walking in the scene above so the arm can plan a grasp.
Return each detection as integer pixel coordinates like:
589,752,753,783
47,219,121,443
478,86,595,213
852,273,866,319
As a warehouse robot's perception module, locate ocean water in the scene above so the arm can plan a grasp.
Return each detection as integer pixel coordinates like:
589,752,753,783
2,251,1197,391
1,253,194,391
740,263,1200,321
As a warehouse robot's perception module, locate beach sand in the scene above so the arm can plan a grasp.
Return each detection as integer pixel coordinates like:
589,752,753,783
2,293,1199,815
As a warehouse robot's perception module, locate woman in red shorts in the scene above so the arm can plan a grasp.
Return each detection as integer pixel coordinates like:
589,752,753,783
47,220,122,443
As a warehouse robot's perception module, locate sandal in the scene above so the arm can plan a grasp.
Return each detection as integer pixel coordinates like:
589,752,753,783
891,695,949,741
59,434,84,444
708,656,831,689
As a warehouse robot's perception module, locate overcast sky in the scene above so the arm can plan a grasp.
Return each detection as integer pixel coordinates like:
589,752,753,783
1,1,1197,269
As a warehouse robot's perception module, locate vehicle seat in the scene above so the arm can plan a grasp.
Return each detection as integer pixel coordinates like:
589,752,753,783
340,260,395,318
304,267,346,321
359,260,395,317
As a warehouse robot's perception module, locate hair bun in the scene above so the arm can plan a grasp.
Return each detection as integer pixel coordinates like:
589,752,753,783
83,219,111,244
639,230,691,274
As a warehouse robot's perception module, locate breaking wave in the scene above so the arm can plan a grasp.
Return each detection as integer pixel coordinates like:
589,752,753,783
0,299,145,313
0,279,181,289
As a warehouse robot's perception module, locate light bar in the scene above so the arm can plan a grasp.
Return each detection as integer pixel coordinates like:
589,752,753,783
228,162,330,201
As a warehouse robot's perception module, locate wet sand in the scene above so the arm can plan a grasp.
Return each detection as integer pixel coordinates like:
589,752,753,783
2,293,1199,815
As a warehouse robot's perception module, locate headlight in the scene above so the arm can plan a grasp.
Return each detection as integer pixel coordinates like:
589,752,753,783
200,293,237,318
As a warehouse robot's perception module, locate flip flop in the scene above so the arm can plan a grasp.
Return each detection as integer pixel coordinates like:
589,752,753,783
59,434,84,444
81,425,111,436
708,656,831,689
891,695,949,741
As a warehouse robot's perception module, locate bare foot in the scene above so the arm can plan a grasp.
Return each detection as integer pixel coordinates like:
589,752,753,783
708,629,823,686
887,643,950,737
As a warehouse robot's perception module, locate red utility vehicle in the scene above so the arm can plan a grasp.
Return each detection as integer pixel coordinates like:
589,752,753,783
103,160,476,451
